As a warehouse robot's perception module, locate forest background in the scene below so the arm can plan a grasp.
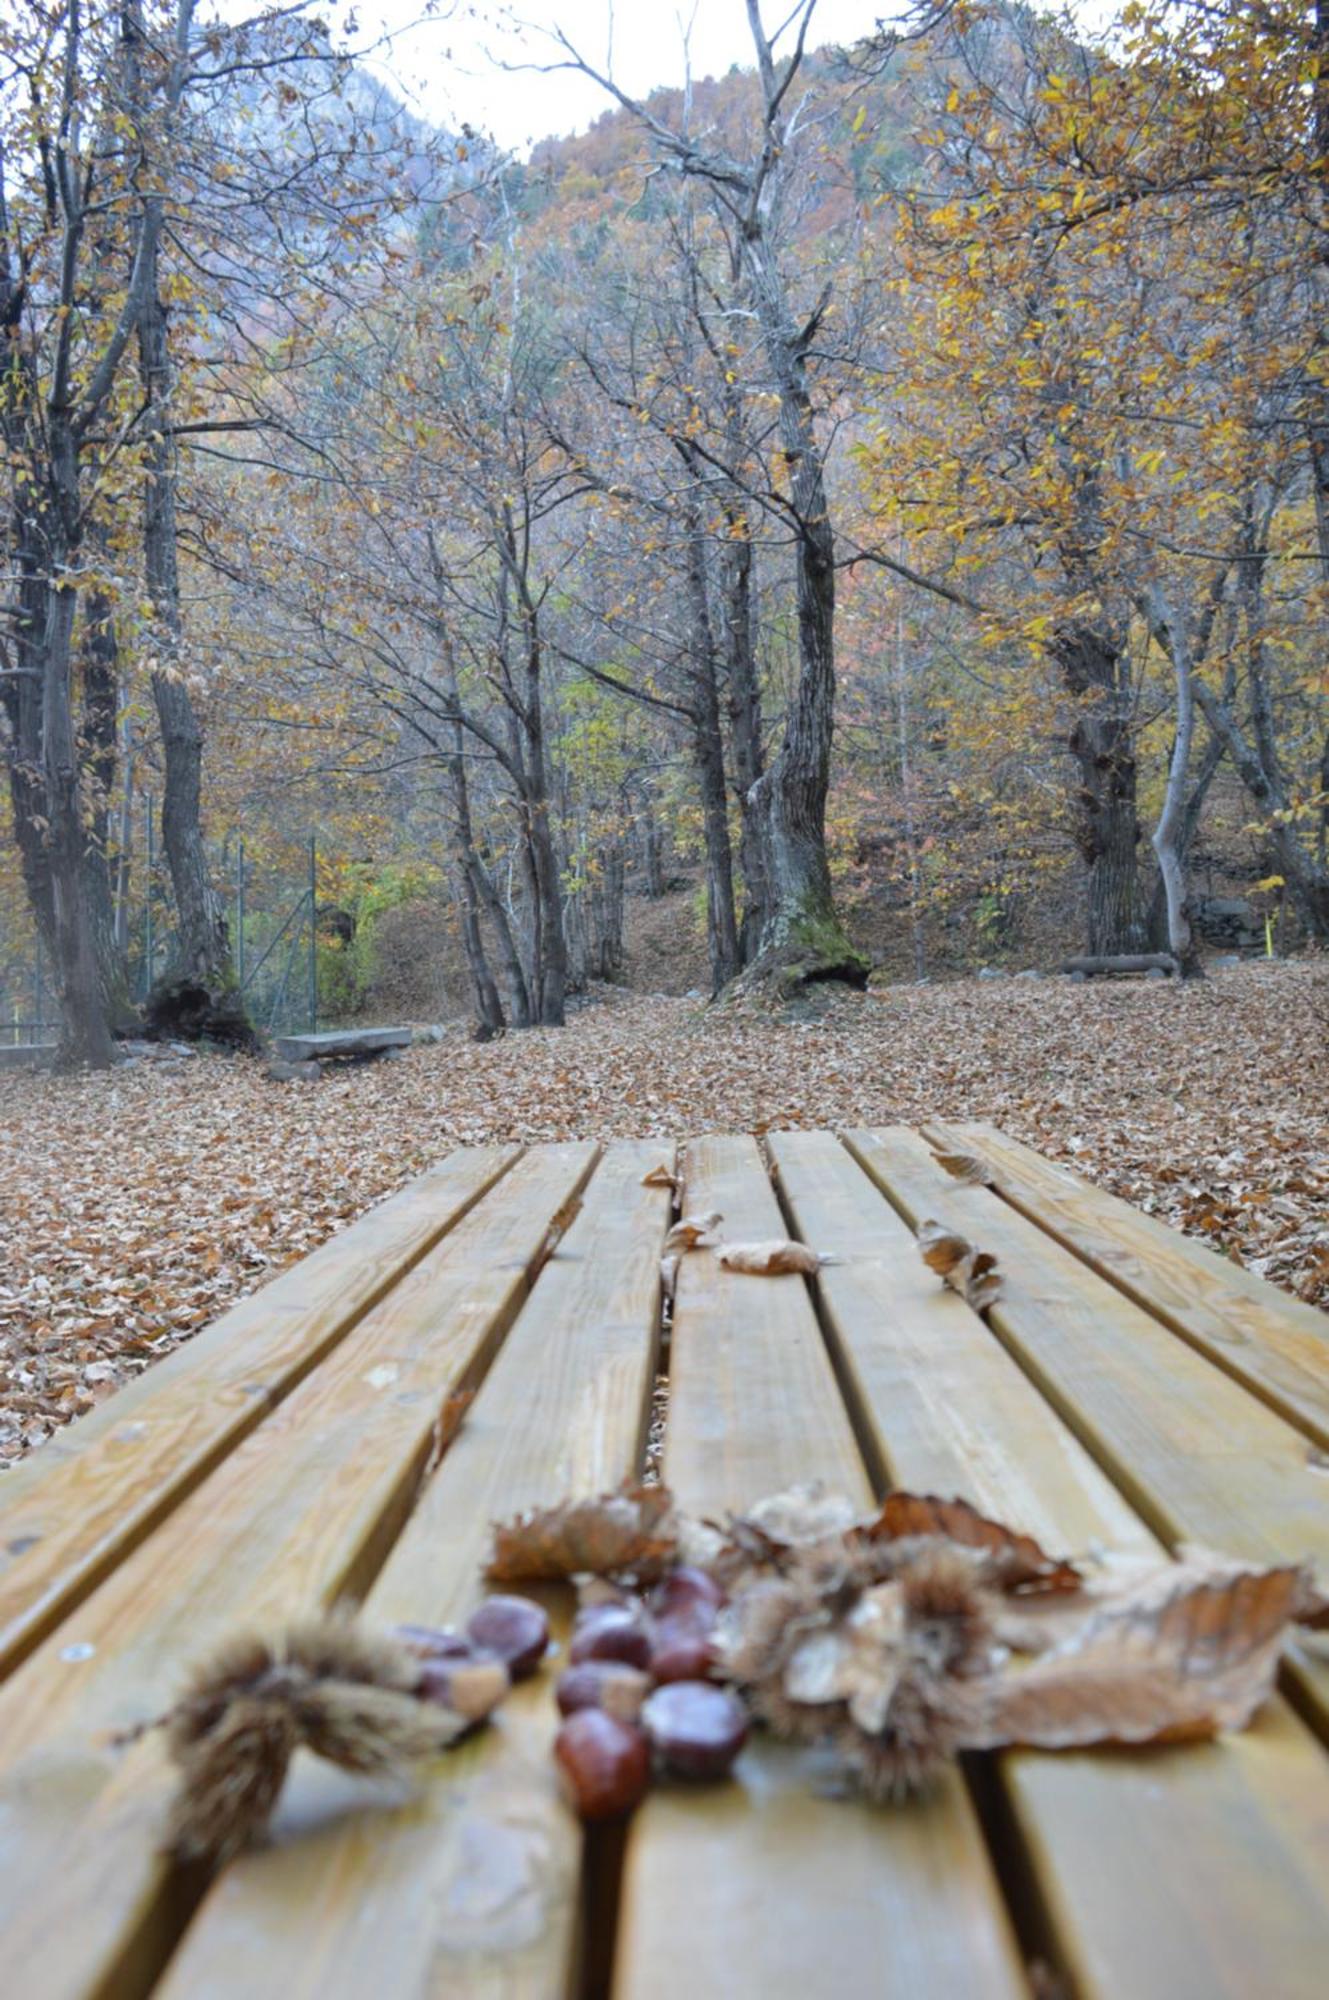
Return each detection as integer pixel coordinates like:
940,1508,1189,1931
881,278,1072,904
2,0,1327,1056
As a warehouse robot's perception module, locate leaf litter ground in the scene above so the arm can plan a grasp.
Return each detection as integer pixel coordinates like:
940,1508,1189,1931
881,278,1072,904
2,958,1325,1466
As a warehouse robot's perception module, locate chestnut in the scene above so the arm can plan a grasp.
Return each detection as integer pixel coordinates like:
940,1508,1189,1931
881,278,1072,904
649,1618,716,1686
569,1604,653,1671
649,1567,724,1620
556,1661,651,1724
554,1710,651,1821
641,1680,748,1780
416,1653,510,1722
392,1623,475,1661
466,1595,550,1678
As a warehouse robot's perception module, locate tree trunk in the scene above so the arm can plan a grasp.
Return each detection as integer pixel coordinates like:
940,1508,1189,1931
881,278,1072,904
1145,724,1225,948
2,530,57,966
139,257,249,1039
720,520,771,962
1055,624,1147,956
740,257,867,990
1144,589,1202,977
639,791,667,898
43,576,117,1067
684,513,741,992
78,587,135,1027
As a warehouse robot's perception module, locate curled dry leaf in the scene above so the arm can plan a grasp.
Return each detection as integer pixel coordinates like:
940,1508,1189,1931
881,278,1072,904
422,1388,474,1479
855,1491,1082,1596
666,1211,724,1252
917,1218,1003,1311
738,1482,861,1548
488,1480,679,1583
930,1150,996,1188
954,1560,1315,1750
717,1239,825,1276
641,1164,680,1193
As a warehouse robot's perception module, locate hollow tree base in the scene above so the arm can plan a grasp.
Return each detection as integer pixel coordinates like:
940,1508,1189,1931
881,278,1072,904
143,975,259,1052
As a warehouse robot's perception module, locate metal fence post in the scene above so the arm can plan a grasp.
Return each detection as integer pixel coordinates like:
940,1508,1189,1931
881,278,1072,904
144,794,155,1001
236,836,246,991
308,832,317,1033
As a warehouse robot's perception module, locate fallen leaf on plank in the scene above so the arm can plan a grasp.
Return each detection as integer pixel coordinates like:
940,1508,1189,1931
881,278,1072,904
665,1210,723,1252
854,1491,1082,1594
918,1218,1003,1310
717,1239,826,1276
488,1480,679,1582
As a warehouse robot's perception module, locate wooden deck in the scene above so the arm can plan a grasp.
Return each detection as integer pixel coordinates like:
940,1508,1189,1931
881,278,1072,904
0,1127,1326,1998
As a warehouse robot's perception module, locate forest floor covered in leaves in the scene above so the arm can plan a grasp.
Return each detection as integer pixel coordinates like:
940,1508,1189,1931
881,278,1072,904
2,957,1326,1466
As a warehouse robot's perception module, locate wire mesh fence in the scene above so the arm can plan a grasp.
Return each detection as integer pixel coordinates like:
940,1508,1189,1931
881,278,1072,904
0,821,322,1048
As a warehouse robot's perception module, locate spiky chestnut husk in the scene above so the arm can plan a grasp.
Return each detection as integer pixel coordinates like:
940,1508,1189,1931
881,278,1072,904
714,1543,995,1798
897,1544,996,1679
835,1671,965,1803
159,1620,474,1863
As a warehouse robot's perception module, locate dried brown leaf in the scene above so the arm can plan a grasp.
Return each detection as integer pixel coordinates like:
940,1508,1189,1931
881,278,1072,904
856,1491,1082,1595
917,1219,1003,1311
956,1560,1310,1749
487,1480,679,1582
640,1164,680,1192
931,1150,996,1188
717,1238,824,1276
423,1388,474,1478
665,1210,724,1252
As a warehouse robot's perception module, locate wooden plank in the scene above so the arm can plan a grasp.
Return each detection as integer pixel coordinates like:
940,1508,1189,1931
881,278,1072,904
846,1128,1329,1736
0,1042,55,1068
772,1129,1329,2000
613,1134,1026,2000
0,1144,519,1679
925,1118,1329,1452
152,1139,675,2000
0,1142,596,2000
273,1027,411,1060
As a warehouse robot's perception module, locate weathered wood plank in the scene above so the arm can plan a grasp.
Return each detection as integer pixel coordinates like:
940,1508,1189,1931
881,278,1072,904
0,1143,597,2000
0,1144,519,1679
924,1119,1329,1452
152,1140,675,2000
846,1127,1329,1737
613,1134,1026,2000
772,1129,1329,2000
0,1042,55,1068
273,1027,411,1060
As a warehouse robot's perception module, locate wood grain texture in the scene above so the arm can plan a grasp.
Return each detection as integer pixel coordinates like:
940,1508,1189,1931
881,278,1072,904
0,1144,518,1680
847,1128,1329,1737
928,1119,1329,1451
152,1140,676,2000
774,1129,1329,2000
0,1142,596,2000
613,1133,1026,2000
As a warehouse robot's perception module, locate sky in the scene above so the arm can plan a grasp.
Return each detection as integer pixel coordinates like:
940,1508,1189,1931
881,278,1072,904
343,1,906,152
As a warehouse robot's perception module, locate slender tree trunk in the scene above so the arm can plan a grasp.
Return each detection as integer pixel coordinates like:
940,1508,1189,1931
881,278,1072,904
139,281,246,1033
720,520,771,961
1145,589,1202,977
639,791,667,898
741,255,866,987
684,513,741,991
1146,725,1225,948
79,586,135,1026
